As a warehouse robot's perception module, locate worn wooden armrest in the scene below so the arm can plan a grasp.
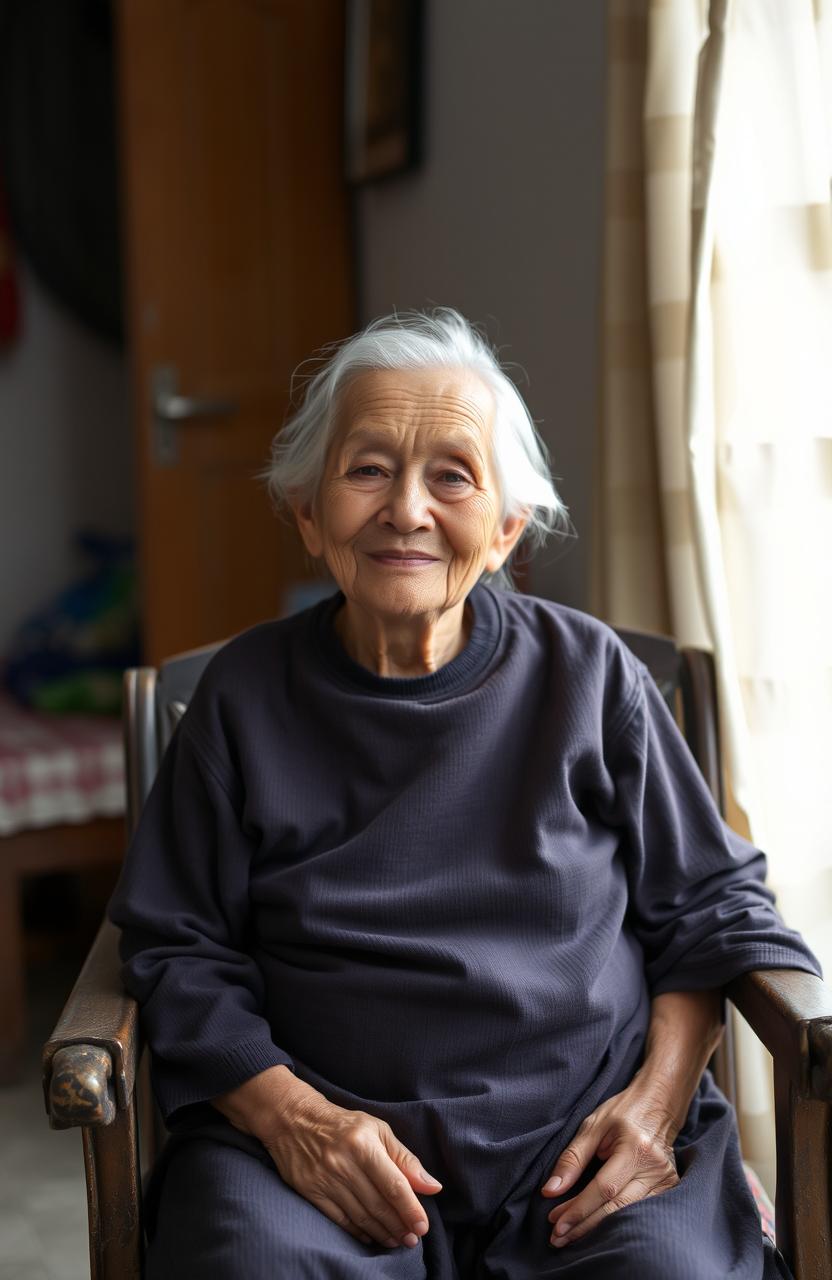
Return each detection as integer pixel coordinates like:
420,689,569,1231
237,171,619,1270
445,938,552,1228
726,967,832,1276
725,967,832,1100
42,917,140,1129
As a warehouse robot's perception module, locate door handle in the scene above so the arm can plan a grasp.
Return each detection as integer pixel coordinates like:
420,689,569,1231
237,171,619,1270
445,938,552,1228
151,365,239,465
154,391,238,422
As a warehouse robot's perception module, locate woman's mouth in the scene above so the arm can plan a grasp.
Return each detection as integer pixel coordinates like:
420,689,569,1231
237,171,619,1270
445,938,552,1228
366,551,439,568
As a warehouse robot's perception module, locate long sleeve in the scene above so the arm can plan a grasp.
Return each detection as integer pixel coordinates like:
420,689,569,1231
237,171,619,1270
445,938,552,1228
106,715,294,1124
603,656,823,997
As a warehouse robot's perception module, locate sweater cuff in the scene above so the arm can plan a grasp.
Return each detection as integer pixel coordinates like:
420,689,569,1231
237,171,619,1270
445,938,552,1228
647,946,824,1000
152,1037,296,1125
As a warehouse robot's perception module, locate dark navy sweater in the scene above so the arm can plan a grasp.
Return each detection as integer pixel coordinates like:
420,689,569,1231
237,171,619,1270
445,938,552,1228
108,583,822,1186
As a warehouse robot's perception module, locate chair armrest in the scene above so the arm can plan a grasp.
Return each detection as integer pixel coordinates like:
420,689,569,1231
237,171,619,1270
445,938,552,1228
725,967,832,1100
42,917,140,1129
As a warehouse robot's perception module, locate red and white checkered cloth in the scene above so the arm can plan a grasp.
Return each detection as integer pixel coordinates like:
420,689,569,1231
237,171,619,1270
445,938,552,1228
743,1161,777,1243
0,689,125,835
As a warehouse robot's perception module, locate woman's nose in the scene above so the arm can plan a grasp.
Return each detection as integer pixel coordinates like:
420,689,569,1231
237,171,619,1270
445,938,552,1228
377,474,434,531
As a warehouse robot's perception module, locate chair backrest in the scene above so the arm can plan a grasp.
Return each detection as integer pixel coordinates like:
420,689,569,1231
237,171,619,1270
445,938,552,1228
614,627,725,814
122,641,225,838
122,641,226,1183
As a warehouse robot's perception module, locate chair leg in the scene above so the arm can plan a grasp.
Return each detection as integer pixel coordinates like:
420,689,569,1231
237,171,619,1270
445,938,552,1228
0,866,25,1084
82,1097,144,1280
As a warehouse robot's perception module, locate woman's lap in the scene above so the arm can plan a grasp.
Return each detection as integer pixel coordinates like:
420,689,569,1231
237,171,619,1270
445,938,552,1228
145,1075,791,1280
480,1070,789,1280
144,1122,429,1280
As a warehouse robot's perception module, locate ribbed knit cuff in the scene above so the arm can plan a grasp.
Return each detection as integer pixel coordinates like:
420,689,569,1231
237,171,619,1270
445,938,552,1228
648,947,823,1001
153,1037,296,1124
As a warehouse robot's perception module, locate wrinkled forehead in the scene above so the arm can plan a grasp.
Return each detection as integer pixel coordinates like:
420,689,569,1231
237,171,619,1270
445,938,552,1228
330,366,497,459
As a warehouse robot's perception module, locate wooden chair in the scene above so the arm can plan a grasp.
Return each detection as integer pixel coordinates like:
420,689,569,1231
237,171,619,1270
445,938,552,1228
41,629,832,1280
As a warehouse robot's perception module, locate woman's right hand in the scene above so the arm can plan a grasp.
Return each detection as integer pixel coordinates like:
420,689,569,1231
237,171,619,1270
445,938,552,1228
212,1065,443,1250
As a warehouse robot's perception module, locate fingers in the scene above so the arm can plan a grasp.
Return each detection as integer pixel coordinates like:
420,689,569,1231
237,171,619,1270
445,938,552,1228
546,1133,679,1249
311,1191,379,1247
263,1099,441,1251
548,1174,676,1248
378,1126,443,1199
315,1174,426,1250
548,1149,644,1237
364,1129,439,1243
541,1115,602,1196
344,1159,430,1248
307,1126,437,1250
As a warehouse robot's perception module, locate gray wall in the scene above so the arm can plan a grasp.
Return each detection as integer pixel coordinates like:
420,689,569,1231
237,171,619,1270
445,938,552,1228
356,0,607,609
0,262,132,655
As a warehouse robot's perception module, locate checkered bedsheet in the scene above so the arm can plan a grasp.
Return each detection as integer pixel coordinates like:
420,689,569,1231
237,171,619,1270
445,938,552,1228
0,689,125,835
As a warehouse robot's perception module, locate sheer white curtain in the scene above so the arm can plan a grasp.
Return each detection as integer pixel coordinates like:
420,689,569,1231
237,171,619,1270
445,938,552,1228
596,0,832,1195
687,0,832,964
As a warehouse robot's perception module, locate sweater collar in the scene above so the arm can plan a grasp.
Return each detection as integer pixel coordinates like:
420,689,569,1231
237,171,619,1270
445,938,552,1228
312,582,502,700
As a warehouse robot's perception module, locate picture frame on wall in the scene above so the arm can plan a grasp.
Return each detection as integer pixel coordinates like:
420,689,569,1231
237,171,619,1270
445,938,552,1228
345,0,423,184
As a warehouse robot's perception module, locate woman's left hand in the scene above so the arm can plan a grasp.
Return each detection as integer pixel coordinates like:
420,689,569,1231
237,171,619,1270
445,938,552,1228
541,989,721,1249
541,1080,680,1249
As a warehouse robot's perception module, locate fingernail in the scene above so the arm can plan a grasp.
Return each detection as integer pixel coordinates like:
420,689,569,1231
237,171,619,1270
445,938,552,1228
543,1176,562,1193
403,1233,419,1248
422,1172,442,1186
412,1219,428,1236
556,1220,571,1236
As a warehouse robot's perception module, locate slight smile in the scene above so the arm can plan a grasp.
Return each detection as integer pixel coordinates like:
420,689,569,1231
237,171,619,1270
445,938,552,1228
366,552,439,568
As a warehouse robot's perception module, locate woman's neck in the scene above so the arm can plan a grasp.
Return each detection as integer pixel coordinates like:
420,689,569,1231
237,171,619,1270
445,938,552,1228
334,598,473,677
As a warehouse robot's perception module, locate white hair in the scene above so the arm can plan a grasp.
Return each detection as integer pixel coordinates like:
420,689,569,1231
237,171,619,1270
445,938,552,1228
263,307,573,588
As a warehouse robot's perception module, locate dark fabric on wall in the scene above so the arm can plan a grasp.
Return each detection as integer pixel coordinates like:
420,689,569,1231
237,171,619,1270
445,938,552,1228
0,0,123,341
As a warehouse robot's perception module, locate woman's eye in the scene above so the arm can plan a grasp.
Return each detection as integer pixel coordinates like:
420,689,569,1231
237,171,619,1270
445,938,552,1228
438,471,469,487
351,465,385,478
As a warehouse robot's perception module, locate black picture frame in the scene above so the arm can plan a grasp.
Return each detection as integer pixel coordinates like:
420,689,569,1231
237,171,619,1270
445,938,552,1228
345,0,423,184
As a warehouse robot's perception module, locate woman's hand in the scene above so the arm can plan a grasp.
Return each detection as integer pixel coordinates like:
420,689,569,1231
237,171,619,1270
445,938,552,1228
539,988,724,1250
541,1079,680,1249
212,1066,442,1250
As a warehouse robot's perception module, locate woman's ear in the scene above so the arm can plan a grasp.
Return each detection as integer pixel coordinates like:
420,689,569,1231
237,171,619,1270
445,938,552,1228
484,510,529,574
289,494,324,558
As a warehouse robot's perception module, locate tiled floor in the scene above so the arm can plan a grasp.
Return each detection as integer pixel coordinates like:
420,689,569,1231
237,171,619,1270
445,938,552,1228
0,964,89,1280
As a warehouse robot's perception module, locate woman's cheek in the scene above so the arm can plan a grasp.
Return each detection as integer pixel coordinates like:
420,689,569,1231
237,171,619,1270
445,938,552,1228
464,504,500,562
323,547,358,593
445,549,486,600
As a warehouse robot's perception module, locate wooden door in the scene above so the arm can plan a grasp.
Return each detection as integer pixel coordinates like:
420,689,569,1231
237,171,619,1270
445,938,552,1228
116,0,354,664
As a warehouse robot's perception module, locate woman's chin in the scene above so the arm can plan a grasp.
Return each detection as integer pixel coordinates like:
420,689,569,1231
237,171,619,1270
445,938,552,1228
345,580,451,621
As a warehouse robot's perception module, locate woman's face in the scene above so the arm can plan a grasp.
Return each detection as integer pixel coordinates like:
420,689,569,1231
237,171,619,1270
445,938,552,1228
293,366,527,620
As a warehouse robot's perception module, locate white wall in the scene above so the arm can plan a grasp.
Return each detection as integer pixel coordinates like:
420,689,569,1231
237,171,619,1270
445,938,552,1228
0,260,133,654
356,0,607,610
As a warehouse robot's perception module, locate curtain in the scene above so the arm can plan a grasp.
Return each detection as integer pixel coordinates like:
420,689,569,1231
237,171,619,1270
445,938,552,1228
594,0,832,1197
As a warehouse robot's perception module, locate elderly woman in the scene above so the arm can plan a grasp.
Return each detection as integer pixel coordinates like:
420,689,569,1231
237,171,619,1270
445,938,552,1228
108,309,820,1280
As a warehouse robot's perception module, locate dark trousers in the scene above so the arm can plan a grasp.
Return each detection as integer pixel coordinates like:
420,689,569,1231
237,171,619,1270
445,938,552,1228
145,1071,792,1279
